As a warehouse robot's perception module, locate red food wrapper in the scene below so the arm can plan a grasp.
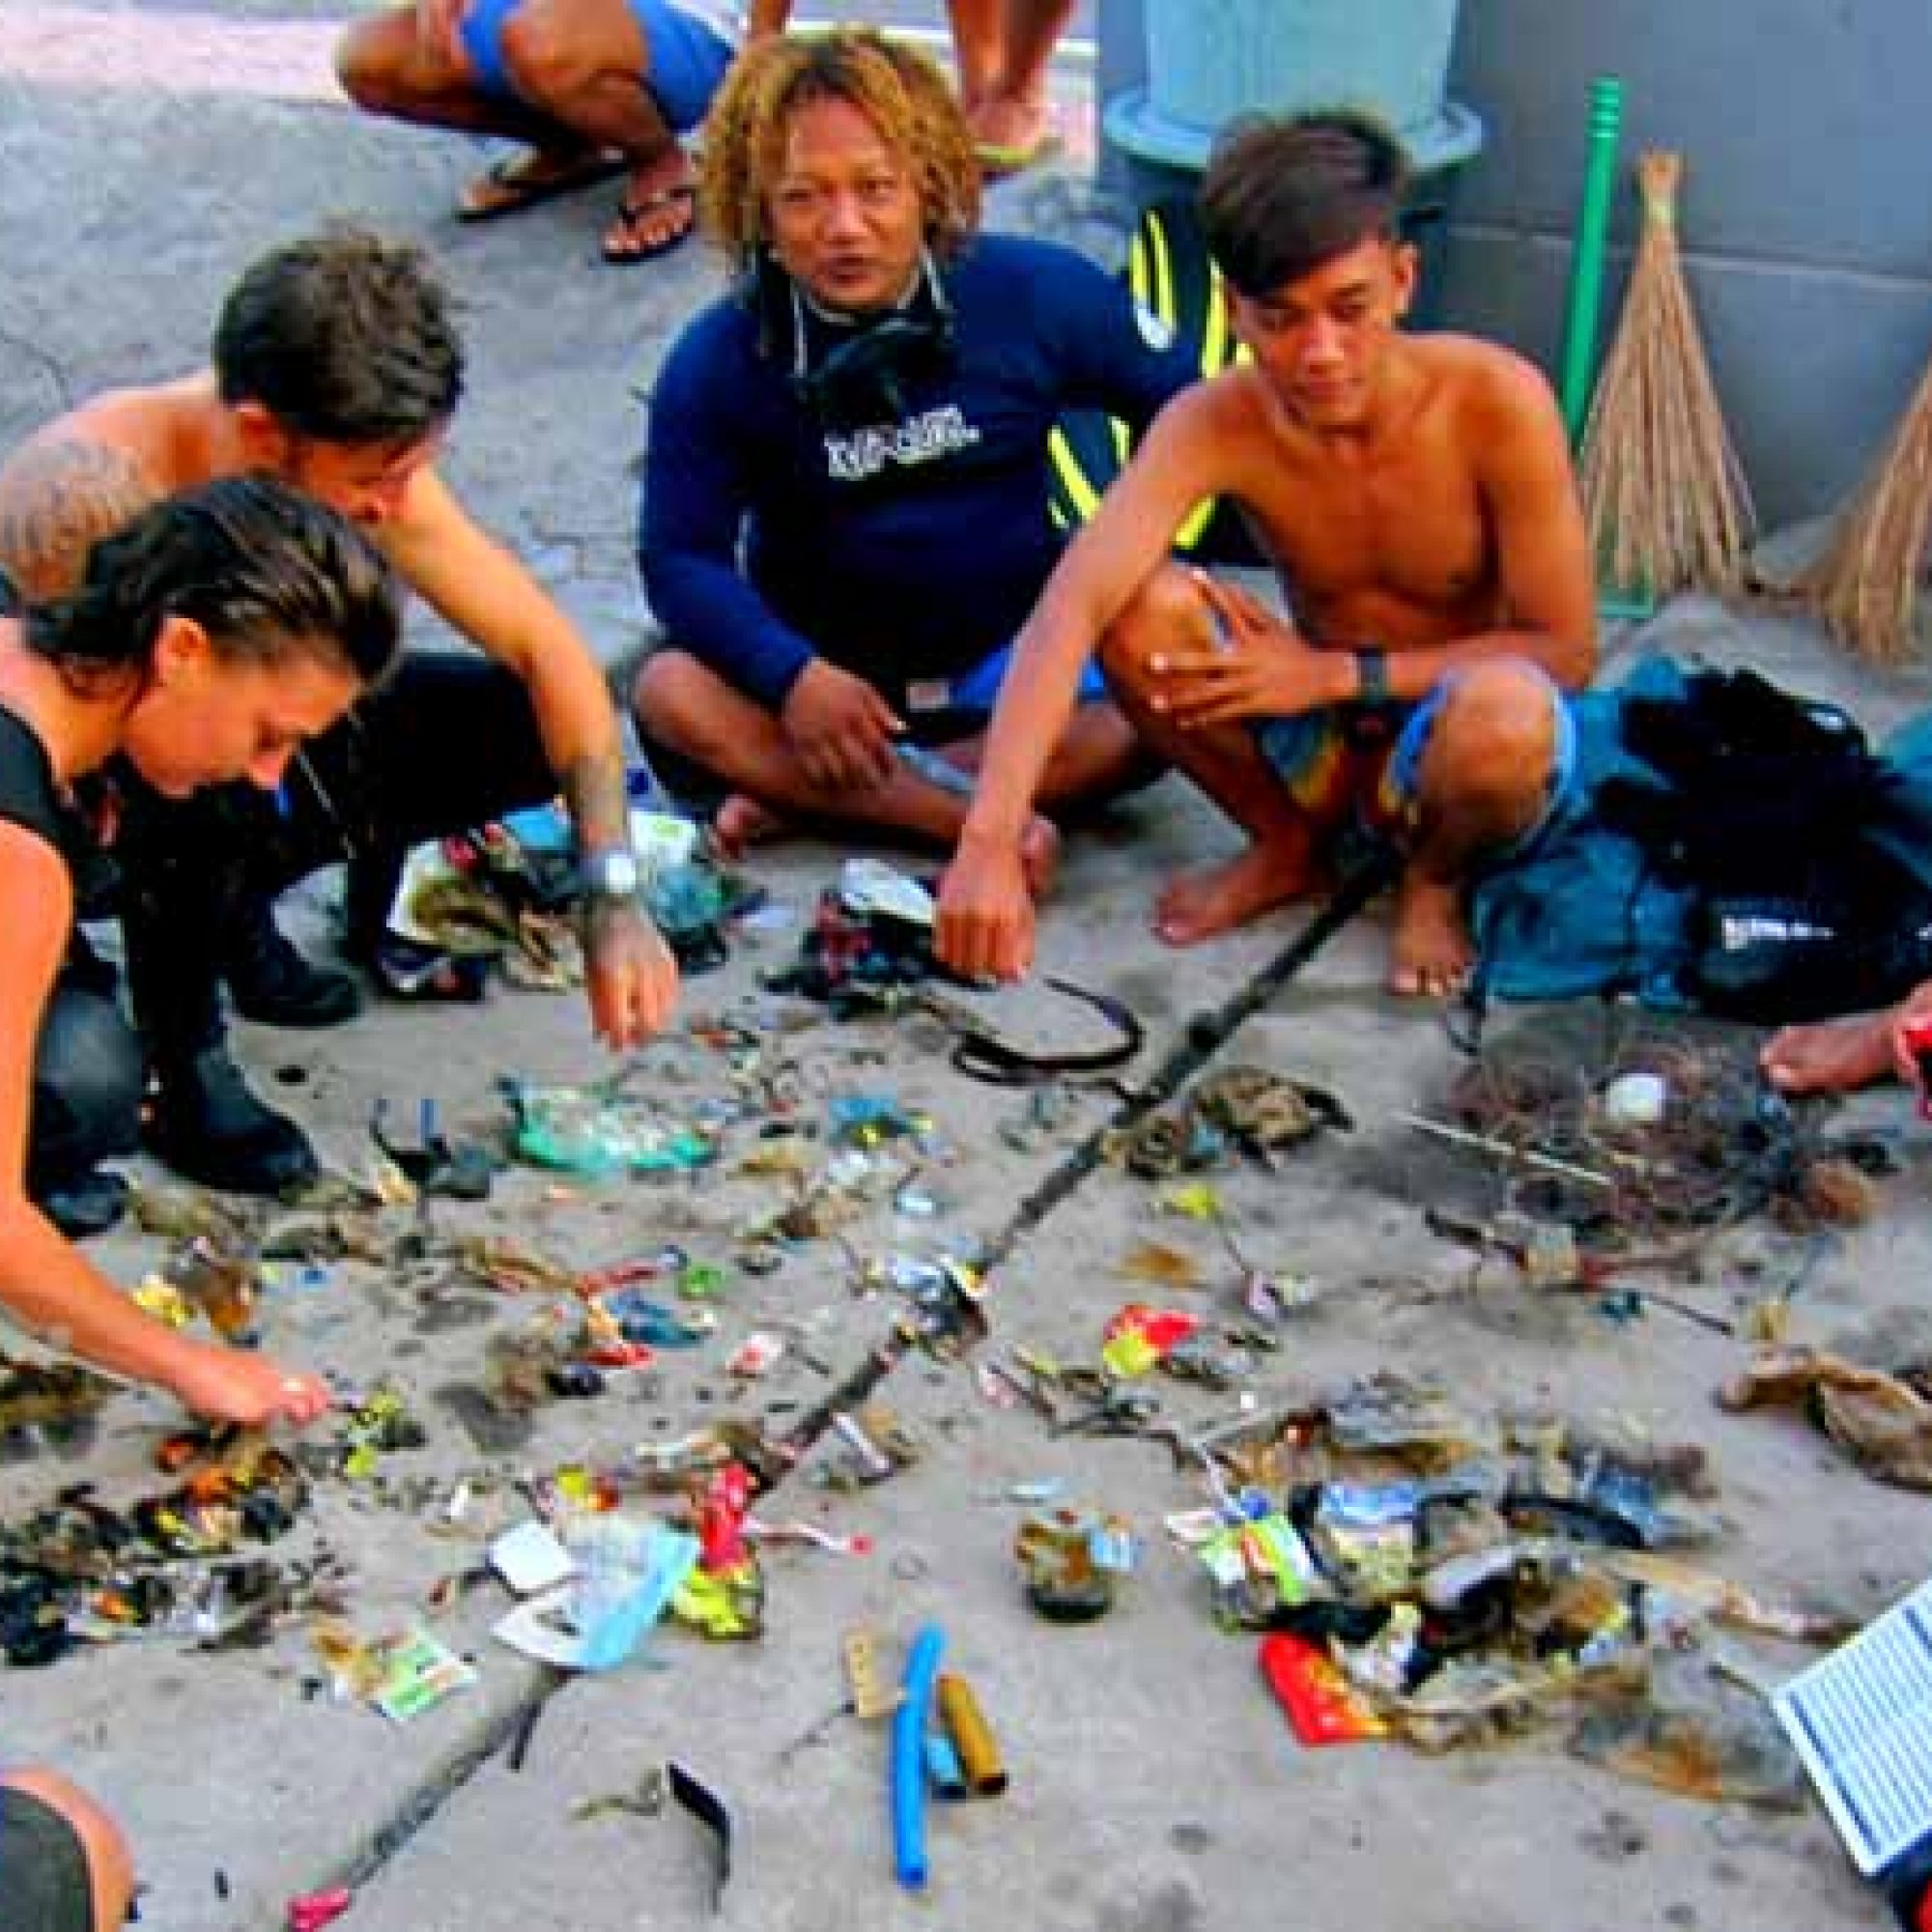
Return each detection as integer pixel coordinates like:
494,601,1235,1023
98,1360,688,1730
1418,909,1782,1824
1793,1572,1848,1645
288,1889,353,1932
697,1462,752,1572
1258,1634,1385,1747
1100,1303,1201,1378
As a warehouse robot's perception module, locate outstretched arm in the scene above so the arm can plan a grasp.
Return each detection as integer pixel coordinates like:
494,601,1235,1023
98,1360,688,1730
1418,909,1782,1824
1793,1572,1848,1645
936,383,1232,980
379,470,677,1048
0,827,328,1423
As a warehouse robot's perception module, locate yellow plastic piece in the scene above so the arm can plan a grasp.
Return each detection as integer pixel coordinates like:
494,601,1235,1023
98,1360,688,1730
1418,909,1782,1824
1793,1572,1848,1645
936,1672,1008,1796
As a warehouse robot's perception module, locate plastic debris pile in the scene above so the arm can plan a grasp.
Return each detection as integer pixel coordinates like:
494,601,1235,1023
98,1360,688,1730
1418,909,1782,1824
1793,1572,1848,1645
0,1432,321,1664
765,861,942,1014
1107,1065,1351,1179
1169,1374,1847,1804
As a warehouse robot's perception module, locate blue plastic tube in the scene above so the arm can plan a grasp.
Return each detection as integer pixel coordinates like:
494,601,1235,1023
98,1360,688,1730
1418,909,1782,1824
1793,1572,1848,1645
892,1624,946,1890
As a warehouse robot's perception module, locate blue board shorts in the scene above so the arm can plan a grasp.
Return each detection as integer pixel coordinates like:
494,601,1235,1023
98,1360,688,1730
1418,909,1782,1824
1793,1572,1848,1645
891,642,1110,798
460,0,733,131
637,636,1109,810
899,639,1109,745
1253,661,1580,864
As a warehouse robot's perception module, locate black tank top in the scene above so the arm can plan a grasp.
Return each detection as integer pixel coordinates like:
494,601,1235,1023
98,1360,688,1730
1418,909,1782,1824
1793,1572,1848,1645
0,705,70,859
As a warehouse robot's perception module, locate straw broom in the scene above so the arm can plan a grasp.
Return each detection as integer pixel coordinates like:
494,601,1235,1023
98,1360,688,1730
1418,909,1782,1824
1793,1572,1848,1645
1579,151,1754,600
1801,349,1932,663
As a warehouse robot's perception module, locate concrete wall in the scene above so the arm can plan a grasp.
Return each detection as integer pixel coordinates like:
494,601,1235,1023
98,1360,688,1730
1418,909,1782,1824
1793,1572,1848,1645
1095,0,1932,527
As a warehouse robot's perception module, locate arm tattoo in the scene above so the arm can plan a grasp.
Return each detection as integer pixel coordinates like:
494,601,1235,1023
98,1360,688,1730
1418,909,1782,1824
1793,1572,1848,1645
0,440,158,603
559,749,634,855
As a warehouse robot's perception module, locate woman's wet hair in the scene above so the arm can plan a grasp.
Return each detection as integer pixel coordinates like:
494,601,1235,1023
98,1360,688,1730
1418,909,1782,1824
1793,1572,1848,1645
213,226,464,447
23,476,401,692
1201,109,1413,300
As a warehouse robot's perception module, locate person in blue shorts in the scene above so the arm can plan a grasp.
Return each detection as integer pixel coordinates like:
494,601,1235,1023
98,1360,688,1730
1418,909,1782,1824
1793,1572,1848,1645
336,0,736,263
635,27,1196,877
1,1768,134,1932
935,111,1598,997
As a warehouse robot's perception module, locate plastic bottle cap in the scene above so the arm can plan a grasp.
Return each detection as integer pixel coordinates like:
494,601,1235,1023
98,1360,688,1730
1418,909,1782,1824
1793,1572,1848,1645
1603,1071,1667,1126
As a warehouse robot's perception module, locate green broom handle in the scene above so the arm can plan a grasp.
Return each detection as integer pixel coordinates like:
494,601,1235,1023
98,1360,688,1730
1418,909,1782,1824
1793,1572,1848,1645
1560,76,1625,447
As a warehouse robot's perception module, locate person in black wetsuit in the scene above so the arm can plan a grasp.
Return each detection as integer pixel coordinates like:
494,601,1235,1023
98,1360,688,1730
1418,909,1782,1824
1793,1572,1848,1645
0,477,395,1425
635,27,1195,879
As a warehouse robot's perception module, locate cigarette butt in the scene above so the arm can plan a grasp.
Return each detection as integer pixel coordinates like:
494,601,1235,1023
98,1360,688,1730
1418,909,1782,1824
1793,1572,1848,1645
936,1672,1007,1797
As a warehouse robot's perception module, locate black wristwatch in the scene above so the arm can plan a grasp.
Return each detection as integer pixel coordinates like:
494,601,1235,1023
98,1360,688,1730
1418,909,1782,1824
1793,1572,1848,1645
1354,647,1391,705
580,847,641,902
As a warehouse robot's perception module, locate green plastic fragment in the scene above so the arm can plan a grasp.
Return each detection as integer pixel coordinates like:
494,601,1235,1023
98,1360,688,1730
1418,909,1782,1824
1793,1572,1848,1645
507,1082,716,1177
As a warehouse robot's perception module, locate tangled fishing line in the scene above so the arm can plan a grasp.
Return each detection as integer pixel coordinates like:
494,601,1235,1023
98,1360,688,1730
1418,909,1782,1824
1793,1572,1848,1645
1436,1016,1891,1254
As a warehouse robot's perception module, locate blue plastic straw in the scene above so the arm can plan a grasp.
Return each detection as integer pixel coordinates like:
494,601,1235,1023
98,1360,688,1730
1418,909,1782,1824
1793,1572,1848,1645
892,1624,946,1889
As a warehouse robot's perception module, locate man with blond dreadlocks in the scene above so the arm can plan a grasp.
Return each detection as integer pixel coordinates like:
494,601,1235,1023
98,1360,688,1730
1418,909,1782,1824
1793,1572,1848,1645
634,26,1194,876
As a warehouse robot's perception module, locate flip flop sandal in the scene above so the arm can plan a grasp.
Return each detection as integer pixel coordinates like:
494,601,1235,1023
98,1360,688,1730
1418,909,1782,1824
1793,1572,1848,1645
974,129,1065,182
600,183,696,266
457,149,627,222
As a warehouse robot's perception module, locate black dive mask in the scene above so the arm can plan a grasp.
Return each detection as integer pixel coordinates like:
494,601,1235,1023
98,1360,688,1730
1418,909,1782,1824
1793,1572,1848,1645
751,249,956,431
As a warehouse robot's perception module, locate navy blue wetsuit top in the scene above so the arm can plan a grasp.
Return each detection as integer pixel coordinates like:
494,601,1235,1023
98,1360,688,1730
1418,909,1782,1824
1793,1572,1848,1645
640,234,1196,711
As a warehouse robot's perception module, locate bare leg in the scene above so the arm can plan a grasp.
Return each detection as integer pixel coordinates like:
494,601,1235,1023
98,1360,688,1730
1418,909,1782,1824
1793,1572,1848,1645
635,652,1059,887
1099,566,1327,946
494,0,694,253
930,698,1161,811
336,7,573,146
337,0,688,242
1761,1011,1900,1094
947,0,1075,156
944,0,1005,113
1392,663,1561,999
712,696,1150,863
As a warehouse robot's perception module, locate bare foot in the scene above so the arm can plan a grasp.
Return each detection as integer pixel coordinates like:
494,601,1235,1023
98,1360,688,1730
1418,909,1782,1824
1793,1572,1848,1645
1761,1012,1896,1095
601,151,696,265
1152,840,1320,948
1020,814,1061,898
1389,872,1472,998
969,94,1060,174
711,792,788,861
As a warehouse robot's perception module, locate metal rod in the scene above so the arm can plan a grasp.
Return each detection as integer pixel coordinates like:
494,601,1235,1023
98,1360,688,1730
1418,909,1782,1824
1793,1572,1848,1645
1396,1111,1617,1190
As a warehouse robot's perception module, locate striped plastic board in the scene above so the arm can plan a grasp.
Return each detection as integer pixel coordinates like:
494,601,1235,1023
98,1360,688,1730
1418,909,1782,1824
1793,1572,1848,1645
1776,1577,1932,1877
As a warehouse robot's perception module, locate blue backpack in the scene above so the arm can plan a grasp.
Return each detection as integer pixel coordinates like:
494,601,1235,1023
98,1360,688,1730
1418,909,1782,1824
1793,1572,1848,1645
1469,656,1932,1021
